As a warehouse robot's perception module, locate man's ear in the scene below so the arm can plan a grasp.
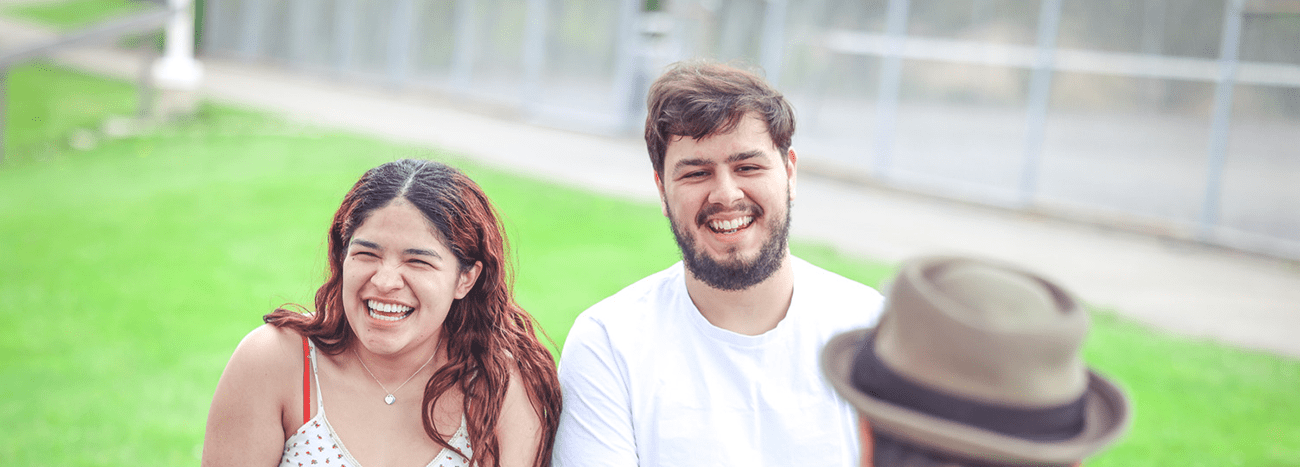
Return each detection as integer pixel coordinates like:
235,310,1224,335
859,415,874,467
786,147,798,201
654,171,668,217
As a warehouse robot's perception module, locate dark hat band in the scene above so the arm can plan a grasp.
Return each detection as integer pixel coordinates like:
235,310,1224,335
852,333,1087,442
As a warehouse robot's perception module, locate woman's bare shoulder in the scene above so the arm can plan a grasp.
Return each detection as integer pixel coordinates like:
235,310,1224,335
231,324,305,372
201,324,306,466
218,323,307,400
493,362,546,467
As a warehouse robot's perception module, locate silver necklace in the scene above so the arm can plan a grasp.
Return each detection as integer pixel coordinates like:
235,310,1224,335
353,339,439,405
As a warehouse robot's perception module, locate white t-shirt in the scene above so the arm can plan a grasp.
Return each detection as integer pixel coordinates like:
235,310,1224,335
553,257,884,467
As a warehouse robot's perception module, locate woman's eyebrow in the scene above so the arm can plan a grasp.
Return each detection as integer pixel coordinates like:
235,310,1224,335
349,238,381,250
404,248,442,259
351,238,442,259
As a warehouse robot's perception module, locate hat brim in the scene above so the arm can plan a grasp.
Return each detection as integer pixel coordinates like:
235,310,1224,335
822,329,1131,465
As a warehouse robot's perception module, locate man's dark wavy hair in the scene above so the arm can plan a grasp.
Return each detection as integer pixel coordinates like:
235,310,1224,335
644,59,795,177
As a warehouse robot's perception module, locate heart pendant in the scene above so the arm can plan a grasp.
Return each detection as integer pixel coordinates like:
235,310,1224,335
384,394,396,405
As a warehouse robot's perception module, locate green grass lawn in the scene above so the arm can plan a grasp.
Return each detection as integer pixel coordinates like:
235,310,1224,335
1,62,1297,466
1,0,153,32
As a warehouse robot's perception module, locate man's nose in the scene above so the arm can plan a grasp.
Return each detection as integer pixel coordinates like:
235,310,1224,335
707,172,744,206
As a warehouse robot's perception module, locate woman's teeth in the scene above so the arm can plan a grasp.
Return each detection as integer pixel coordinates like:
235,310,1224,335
709,216,753,234
367,300,414,321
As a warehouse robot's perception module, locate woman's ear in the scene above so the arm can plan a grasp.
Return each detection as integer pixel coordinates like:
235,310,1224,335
454,261,483,299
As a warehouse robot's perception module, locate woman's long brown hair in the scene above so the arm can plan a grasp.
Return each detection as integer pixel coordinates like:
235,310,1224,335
264,159,561,467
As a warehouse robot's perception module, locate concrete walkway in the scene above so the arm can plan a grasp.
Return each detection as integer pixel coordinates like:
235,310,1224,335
4,16,1298,359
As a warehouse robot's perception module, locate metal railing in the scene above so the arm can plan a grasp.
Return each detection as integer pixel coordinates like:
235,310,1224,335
0,5,173,163
819,0,1300,238
197,0,1300,260
803,0,1300,259
204,0,643,135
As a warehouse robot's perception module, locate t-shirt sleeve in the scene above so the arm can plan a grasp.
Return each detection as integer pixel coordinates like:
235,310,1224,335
552,313,639,467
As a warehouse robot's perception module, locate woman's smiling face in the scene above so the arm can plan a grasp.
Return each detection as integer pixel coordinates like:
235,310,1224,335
341,199,481,357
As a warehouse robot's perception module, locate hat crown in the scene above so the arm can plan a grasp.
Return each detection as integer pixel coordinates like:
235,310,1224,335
821,256,1133,465
876,257,1089,407
933,264,1061,330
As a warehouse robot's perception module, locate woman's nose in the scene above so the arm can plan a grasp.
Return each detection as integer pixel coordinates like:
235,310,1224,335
370,263,403,291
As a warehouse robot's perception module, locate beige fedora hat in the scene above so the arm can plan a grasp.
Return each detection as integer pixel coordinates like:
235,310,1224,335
822,256,1131,465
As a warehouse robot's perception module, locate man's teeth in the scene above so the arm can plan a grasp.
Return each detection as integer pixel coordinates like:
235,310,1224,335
367,300,413,321
709,216,753,233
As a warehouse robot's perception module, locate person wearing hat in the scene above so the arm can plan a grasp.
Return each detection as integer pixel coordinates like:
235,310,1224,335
822,256,1131,467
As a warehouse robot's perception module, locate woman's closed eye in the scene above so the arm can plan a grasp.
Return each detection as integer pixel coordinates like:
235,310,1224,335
407,258,433,267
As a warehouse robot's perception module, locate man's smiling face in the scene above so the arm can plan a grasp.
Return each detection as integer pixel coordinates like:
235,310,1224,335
656,113,797,291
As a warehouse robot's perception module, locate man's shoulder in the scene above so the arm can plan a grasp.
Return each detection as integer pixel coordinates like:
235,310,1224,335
566,262,685,339
792,255,881,297
790,255,885,328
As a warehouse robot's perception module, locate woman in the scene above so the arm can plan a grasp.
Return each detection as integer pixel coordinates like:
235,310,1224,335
203,159,561,467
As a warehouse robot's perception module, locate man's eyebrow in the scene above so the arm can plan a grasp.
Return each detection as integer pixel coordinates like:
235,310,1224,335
672,151,766,172
674,157,712,170
726,151,764,163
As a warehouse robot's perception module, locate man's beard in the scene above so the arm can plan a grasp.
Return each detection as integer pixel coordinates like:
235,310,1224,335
667,193,792,291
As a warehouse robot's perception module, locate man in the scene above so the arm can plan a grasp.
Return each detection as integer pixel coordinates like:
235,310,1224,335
821,256,1132,466
552,60,884,466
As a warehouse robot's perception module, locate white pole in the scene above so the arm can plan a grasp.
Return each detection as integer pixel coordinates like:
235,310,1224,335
152,0,204,90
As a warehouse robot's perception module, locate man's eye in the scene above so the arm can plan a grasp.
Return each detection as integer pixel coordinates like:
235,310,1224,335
684,171,707,178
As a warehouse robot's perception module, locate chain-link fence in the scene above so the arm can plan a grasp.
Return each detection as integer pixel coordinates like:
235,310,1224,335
201,0,1300,260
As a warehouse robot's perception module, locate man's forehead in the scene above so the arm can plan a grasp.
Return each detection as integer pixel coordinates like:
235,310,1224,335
665,143,779,167
666,118,778,157
670,114,772,141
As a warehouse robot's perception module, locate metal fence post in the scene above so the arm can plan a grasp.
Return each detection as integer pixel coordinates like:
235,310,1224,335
870,0,909,179
1200,0,1245,239
760,0,788,87
288,0,314,67
200,0,220,55
238,0,266,61
451,0,477,92
1017,0,1064,206
1141,0,1167,55
388,0,417,88
611,0,642,133
333,0,356,75
521,0,547,116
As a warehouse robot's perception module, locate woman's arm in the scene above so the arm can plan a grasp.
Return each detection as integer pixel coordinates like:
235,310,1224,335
201,324,300,466
494,365,547,467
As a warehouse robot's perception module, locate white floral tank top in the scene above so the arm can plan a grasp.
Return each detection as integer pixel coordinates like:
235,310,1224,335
280,338,472,467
